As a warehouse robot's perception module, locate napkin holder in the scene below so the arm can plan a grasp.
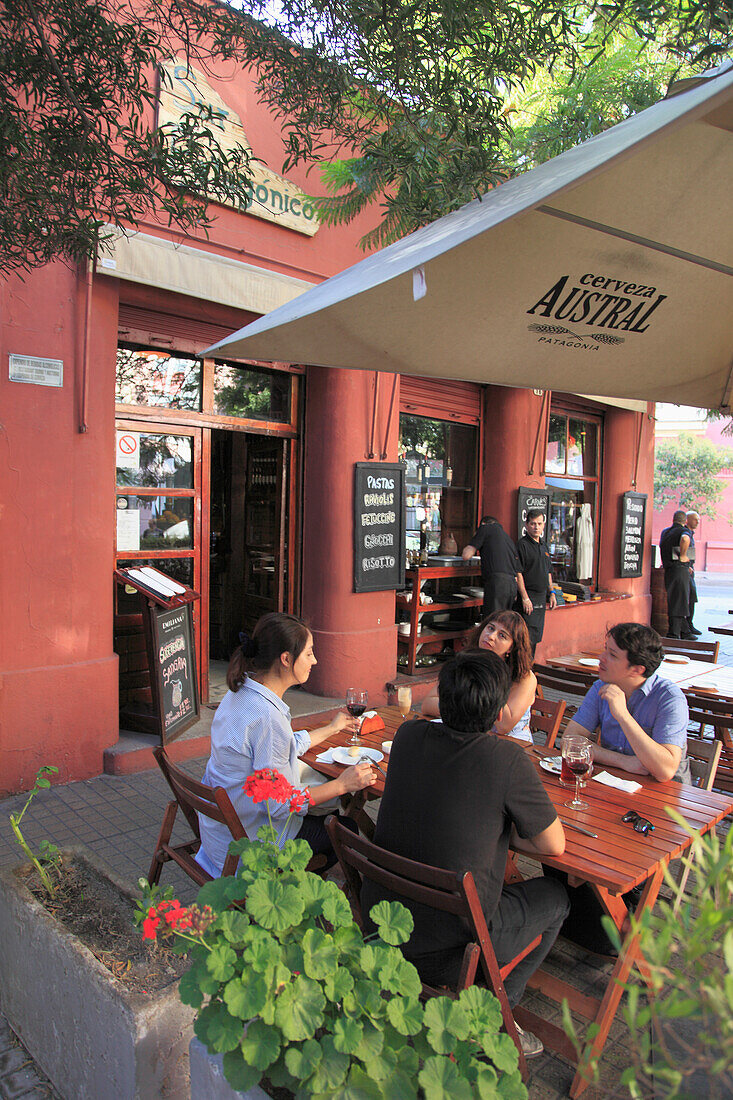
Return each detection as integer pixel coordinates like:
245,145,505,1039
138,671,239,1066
361,712,386,736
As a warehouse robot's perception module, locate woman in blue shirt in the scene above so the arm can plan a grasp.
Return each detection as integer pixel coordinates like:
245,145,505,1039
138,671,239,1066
197,612,375,876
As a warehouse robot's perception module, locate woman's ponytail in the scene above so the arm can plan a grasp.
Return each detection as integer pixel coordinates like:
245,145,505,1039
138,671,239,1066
226,614,309,692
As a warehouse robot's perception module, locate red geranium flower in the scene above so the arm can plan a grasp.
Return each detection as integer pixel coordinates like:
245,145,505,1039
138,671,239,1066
243,768,299,806
289,788,310,813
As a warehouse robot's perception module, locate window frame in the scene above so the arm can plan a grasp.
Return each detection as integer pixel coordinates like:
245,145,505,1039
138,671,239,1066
544,404,603,587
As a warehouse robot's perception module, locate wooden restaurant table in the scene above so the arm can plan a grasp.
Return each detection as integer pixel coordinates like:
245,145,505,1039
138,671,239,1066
298,705,733,1098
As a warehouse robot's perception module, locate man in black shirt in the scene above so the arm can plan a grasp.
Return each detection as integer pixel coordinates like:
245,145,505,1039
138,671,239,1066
516,508,557,654
684,511,701,635
362,649,568,1057
659,510,694,638
463,516,520,616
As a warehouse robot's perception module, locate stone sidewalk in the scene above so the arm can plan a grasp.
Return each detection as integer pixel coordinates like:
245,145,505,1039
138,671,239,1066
2,584,731,1099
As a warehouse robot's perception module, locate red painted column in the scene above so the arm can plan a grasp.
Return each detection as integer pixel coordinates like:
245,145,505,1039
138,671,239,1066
301,367,399,700
479,387,547,533
0,264,120,795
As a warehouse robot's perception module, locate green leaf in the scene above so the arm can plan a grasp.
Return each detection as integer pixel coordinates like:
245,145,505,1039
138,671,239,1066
240,1019,281,1071
380,1067,419,1100
353,1020,385,1062
482,1032,520,1075
418,1055,473,1100
274,976,326,1040
496,1070,528,1099
457,985,503,1034
378,952,422,998
307,1035,349,1093
206,944,238,983
302,927,339,979
196,876,246,910
386,996,424,1036
334,922,364,957
195,1001,243,1053
284,1036,323,1080
322,883,355,927
221,1049,261,1092
247,928,281,973
333,1015,364,1054
345,979,384,1018
423,998,470,1054
178,965,205,1008
246,878,305,932
324,965,355,1002
475,1064,500,1099
216,910,251,944
335,1064,388,1099
369,900,414,945
223,974,268,1020
278,837,314,871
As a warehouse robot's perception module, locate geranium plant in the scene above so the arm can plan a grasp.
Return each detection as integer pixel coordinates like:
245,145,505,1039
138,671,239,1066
8,765,61,896
140,769,527,1099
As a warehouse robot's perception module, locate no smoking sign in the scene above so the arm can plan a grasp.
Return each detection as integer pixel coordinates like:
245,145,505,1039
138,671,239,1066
116,430,140,470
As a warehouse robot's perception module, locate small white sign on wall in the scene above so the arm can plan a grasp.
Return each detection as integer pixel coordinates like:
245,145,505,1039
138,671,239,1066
116,508,141,552
116,430,140,471
9,354,64,387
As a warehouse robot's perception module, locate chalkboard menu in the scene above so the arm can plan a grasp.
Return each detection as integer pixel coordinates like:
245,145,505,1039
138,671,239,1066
620,491,647,578
354,462,406,593
148,603,200,742
517,487,550,539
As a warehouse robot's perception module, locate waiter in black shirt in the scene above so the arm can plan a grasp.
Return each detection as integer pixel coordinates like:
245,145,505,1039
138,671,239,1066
659,510,693,638
463,516,520,616
516,509,557,654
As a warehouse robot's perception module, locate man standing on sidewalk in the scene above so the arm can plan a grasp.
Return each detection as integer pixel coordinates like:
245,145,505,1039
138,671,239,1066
659,510,694,639
684,511,701,636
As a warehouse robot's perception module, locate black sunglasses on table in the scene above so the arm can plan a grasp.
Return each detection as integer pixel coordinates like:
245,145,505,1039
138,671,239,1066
622,809,655,836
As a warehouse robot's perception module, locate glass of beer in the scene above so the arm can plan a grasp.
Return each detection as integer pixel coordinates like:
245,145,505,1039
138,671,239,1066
396,686,412,721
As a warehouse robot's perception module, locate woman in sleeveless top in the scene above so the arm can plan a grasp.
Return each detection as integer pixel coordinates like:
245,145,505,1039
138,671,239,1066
422,611,536,743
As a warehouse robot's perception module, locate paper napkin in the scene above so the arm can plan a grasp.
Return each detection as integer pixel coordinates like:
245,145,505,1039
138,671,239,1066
315,748,336,764
592,770,642,794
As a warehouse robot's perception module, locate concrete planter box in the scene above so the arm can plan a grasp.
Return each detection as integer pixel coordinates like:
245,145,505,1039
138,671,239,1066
0,849,195,1100
189,1037,271,1099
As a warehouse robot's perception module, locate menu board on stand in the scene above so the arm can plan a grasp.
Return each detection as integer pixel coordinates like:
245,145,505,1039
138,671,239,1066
620,491,647,578
114,565,200,744
517,486,550,538
353,463,406,593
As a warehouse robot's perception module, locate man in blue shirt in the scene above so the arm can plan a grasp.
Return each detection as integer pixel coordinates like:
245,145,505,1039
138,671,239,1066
564,622,690,784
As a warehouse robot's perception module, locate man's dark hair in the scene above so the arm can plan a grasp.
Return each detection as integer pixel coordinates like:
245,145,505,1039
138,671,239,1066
672,509,687,524
526,508,544,521
438,649,512,732
480,515,499,526
607,622,664,678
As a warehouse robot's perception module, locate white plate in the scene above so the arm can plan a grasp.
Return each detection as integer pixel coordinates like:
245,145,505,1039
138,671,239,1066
663,654,690,664
332,746,384,766
539,756,563,775
578,657,600,668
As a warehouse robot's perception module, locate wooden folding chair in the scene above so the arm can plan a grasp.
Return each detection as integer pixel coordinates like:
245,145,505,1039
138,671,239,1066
529,697,566,749
148,746,247,887
683,699,733,794
672,736,722,912
325,816,542,1081
533,664,590,731
662,636,720,663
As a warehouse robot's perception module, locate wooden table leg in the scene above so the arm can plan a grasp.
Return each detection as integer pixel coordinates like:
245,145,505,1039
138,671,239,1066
569,867,663,1098
340,790,376,839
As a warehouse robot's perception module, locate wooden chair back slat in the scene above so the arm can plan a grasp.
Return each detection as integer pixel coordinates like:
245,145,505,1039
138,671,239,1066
529,698,566,749
685,737,722,790
662,637,719,663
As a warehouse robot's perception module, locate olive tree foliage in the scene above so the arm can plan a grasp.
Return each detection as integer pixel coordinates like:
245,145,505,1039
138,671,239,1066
1,0,732,272
654,431,731,518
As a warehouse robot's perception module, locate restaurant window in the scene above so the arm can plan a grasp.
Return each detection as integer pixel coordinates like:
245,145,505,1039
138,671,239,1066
545,411,601,584
115,346,202,410
212,361,291,422
399,414,478,555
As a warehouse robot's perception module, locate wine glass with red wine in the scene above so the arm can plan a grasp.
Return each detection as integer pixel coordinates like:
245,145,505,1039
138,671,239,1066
561,734,593,810
345,688,368,745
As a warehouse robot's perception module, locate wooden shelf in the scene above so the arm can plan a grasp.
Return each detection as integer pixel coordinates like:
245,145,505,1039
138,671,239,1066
396,562,482,676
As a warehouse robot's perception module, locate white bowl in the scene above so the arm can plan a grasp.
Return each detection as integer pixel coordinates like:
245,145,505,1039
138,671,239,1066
381,740,393,754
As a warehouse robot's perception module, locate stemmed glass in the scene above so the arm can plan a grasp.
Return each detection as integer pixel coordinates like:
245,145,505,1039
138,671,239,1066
345,688,368,746
561,734,593,810
396,685,412,721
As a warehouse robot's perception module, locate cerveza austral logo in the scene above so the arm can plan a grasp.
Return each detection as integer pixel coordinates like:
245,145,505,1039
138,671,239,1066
526,272,667,351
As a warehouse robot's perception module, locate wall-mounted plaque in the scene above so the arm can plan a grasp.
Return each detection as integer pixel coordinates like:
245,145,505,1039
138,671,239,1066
620,491,647,578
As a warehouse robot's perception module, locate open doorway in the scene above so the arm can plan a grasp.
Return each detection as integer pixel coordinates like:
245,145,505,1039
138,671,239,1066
208,430,289,679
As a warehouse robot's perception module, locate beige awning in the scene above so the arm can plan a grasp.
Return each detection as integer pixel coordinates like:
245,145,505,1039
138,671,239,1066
204,61,733,411
97,228,315,315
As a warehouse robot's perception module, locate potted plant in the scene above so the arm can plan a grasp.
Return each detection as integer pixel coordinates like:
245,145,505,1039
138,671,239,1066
0,767,195,1100
141,768,528,1099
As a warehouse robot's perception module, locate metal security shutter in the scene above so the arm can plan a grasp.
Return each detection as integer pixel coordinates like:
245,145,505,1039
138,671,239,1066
118,304,237,354
399,375,481,424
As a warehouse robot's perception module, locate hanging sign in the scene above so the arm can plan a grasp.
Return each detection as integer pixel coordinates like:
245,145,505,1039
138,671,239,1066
149,604,200,742
517,487,550,539
620,491,647,578
354,463,406,593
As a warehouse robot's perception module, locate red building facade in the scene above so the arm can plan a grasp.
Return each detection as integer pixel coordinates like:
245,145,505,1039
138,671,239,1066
0,59,656,795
